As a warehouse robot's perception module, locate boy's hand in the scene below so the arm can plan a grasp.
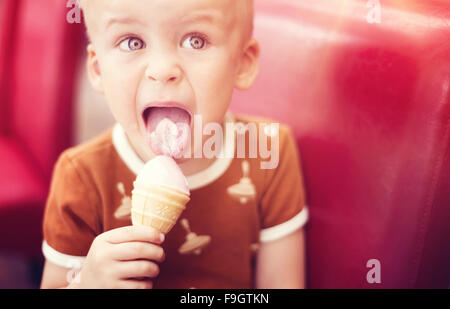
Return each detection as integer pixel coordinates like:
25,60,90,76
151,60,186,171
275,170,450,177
69,225,166,289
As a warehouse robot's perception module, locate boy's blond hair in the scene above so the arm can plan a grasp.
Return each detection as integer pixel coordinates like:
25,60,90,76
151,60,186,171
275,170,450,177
78,0,254,45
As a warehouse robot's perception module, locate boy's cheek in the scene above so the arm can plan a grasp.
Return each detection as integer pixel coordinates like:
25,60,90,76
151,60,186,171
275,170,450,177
196,81,234,123
107,99,133,125
100,63,138,102
102,80,138,127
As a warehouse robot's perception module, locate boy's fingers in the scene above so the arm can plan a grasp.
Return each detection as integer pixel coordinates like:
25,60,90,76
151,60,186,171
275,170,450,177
115,260,160,280
112,242,165,263
103,225,165,245
117,279,154,290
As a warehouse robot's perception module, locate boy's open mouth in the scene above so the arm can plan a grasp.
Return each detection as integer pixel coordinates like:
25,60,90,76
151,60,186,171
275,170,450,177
142,105,192,132
142,104,192,158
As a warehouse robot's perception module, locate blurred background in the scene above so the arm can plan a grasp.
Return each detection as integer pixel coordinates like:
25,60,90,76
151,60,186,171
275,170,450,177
0,0,449,288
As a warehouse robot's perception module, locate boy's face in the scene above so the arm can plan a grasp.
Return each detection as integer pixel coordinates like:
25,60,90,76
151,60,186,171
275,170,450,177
83,0,259,161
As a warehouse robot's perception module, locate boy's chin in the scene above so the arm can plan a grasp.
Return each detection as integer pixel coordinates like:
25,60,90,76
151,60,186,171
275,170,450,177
171,155,192,164
146,148,193,164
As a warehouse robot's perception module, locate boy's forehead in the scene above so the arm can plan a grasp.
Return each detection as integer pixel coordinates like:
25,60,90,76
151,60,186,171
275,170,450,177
83,0,249,28
99,0,235,11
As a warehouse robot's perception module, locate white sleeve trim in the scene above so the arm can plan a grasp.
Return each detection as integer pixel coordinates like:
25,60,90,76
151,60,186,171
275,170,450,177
260,207,309,243
42,240,86,269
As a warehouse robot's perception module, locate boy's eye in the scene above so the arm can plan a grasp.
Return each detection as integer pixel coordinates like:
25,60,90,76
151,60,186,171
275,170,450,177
119,37,145,51
182,34,206,49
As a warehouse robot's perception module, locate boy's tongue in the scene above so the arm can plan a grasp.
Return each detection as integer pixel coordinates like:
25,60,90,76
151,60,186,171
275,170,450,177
145,107,191,158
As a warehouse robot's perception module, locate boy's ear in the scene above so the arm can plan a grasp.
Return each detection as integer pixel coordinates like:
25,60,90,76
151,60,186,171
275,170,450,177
235,38,260,90
86,44,104,94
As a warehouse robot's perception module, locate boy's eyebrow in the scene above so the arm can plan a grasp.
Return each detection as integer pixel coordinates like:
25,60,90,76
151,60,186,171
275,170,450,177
105,16,146,30
178,11,223,25
104,11,223,31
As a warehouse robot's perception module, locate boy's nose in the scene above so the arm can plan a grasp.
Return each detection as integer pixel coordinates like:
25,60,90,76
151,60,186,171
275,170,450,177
145,54,182,84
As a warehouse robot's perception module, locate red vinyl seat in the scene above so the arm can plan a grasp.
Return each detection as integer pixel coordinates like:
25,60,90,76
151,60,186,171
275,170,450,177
0,0,84,257
231,0,450,288
1,0,449,288
0,137,47,255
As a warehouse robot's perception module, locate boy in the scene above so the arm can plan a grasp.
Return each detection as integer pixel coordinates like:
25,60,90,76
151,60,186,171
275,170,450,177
40,0,308,289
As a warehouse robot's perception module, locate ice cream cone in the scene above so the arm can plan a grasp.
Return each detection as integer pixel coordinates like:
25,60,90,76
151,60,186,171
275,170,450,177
131,182,190,234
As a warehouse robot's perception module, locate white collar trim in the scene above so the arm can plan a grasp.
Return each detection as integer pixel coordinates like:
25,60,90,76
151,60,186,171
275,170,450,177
112,113,236,191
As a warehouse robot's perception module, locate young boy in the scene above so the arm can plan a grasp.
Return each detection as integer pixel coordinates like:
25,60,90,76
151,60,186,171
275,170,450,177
40,0,308,289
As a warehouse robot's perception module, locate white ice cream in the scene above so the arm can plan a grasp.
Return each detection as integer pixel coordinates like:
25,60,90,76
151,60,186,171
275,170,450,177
136,155,189,194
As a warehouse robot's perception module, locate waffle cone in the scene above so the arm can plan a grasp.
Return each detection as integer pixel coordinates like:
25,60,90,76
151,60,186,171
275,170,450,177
131,182,190,234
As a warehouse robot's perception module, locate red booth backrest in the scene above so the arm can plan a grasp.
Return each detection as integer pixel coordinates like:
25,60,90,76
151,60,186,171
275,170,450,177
0,0,18,135
231,0,450,288
5,0,85,180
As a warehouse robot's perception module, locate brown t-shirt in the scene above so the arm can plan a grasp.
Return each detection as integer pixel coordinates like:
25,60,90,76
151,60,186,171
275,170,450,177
42,113,308,289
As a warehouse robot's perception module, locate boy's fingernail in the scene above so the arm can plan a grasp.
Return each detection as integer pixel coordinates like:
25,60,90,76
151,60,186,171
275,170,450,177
160,233,165,242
